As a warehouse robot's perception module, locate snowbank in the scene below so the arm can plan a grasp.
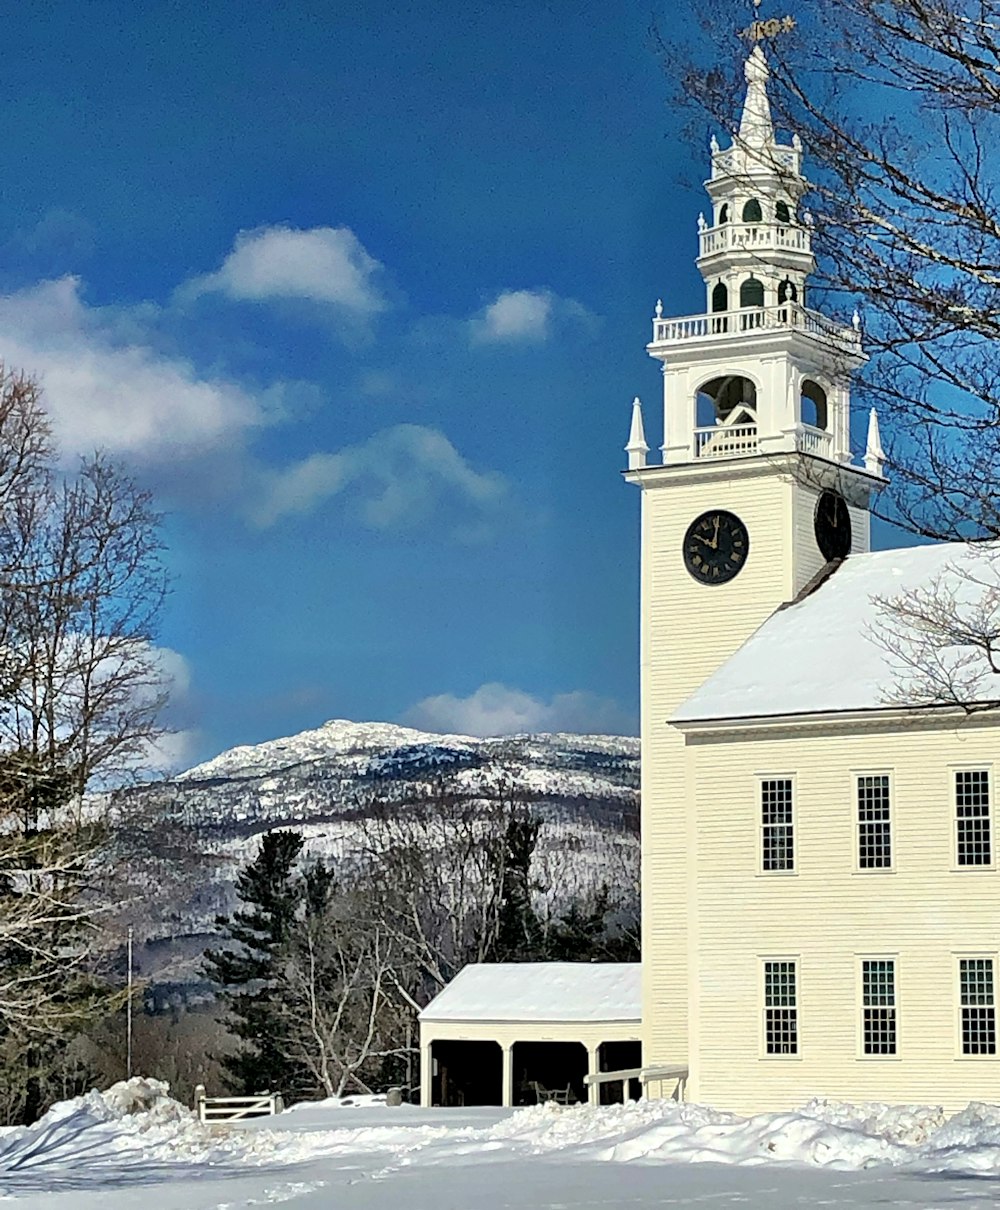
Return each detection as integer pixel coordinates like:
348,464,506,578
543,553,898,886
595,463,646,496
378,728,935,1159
8,1079,1000,1185
0,1078,284,1178
481,1098,1000,1174
277,1097,1000,1175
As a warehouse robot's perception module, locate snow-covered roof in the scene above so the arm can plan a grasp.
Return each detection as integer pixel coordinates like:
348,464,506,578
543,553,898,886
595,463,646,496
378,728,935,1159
674,541,997,724
418,962,641,1023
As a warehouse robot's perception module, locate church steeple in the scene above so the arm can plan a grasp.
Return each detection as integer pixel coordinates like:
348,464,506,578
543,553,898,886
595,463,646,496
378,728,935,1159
624,35,886,1116
632,44,879,480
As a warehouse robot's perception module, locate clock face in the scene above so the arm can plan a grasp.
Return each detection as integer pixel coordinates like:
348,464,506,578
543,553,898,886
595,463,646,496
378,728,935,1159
683,510,749,584
814,490,852,561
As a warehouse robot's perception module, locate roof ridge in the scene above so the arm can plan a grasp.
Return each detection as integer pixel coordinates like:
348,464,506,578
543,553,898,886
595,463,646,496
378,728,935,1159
778,558,845,610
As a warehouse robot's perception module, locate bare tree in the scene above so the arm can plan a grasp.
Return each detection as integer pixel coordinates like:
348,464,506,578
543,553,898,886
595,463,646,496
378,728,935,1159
0,365,169,1121
0,455,168,816
871,545,1000,711
356,774,538,997
278,867,409,1098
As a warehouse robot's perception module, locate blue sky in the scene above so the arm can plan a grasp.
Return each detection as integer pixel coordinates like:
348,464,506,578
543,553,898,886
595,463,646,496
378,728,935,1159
0,0,852,765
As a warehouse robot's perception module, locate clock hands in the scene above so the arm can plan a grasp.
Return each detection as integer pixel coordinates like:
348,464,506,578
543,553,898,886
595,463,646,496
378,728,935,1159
693,516,722,550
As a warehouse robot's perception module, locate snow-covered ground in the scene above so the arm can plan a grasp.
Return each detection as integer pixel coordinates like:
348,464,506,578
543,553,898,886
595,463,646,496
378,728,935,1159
6,1079,1000,1208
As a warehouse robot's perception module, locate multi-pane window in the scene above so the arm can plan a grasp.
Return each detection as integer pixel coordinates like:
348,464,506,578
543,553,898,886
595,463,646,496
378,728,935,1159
861,960,896,1055
761,778,794,872
857,775,892,869
960,959,996,1055
956,770,992,866
764,960,798,1055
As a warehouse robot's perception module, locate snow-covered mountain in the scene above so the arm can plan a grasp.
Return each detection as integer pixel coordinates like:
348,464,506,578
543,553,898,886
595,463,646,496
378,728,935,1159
108,720,640,982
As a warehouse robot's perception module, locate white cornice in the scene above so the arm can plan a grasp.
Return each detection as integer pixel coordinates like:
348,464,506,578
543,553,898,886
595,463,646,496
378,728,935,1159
670,703,1000,740
623,449,886,491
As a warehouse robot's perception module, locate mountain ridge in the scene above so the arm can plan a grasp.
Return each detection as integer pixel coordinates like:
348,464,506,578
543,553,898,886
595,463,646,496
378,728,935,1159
110,718,641,981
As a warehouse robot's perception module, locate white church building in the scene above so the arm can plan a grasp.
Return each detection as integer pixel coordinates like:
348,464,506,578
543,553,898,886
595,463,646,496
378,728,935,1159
421,46,1000,1115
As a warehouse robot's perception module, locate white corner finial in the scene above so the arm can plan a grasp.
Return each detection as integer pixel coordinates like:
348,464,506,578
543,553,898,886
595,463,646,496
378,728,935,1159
852,308,862,331
654,299,663,318
626,397,650,470
710,133,719,154
697,212,707,232
864,406,886,477
792,132,802,151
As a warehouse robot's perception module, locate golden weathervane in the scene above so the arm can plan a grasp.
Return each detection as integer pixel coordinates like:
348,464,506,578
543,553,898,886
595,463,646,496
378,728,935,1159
742,0,796,41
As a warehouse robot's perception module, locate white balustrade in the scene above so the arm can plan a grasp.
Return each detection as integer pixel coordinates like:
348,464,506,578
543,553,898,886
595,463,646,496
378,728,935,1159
711,144,801,179
698,222,810,258
796,423,833,457
694,423,759,459
692,422,833,461
651,302,859,350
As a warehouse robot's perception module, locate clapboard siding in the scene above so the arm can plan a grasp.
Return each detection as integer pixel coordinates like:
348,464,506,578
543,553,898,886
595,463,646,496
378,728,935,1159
638,464,830,1066
686,716,1000,1112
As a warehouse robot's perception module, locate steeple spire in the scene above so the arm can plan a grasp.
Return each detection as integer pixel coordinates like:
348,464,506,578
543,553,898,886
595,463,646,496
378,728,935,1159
738,47,775,149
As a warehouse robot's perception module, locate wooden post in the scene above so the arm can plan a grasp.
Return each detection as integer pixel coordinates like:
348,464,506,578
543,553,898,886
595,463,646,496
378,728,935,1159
194,1083,207,1123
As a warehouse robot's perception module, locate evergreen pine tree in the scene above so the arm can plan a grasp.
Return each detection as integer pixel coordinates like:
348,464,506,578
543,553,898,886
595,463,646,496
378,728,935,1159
203,829,305,1094
545,884,640,963
491,809,544,961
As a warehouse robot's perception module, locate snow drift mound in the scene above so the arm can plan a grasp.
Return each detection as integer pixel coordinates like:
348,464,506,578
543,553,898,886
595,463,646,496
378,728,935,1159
480,1098,1000,1173
0,1078,285,1178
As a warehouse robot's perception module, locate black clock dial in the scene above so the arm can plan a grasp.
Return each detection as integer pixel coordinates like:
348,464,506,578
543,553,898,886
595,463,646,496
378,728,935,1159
683,510,749,584
814,489,852,561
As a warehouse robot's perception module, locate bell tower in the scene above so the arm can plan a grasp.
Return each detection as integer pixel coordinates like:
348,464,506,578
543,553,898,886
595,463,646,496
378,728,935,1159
625,46,886,1093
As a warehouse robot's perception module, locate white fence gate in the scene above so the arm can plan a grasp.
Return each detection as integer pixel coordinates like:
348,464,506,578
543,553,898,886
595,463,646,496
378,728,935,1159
194,1084,284,1123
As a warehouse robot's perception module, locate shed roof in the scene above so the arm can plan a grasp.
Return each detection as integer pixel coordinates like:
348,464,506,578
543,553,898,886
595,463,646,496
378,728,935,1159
674,541,998,724
418,962,641,1023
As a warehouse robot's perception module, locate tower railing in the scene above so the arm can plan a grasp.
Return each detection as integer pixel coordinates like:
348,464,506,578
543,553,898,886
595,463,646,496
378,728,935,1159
711,143,801,179
698,222,810,258
694,423,759,458
692,422,833,461
650,302,859,350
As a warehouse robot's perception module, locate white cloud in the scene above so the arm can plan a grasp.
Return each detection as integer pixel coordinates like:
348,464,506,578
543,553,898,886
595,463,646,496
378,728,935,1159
186,224,386,312
142,645,201,775
471,289,594,345
402,682,635,738
252,423,507,531
0,277,265,464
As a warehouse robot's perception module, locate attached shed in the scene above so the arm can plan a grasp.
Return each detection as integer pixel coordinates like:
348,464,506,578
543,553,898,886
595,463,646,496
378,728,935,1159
419,962,642,1109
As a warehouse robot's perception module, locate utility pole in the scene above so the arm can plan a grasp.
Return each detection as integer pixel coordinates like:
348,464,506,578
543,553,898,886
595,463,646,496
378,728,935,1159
126,925,134,1080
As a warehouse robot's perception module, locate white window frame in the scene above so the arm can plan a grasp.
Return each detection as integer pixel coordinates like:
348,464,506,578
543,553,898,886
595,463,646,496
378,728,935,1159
957,955,998,1058
952,766,994,870
854,771,894,873
857,956,898,1059
758,774,796,875
761,956,800,1058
